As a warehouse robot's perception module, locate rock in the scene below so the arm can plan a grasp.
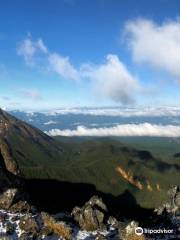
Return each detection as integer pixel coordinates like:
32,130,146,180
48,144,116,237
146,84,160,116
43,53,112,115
88,195,107,212
153,185,180,238
0,139,20,176
5,222,15,234
0,188,29,212
19,214,40,237
95,232,106,240
0,188,18,209
72,195,108,231
155,185,180,216
174,189,180,208
118,221,145,240
107,216,119,229
125,221,139,235
9,200,33,213
19,232,32,240
40,225,53,237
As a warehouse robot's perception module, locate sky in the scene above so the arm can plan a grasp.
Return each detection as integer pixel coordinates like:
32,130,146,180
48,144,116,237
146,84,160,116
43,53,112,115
1,0,180,110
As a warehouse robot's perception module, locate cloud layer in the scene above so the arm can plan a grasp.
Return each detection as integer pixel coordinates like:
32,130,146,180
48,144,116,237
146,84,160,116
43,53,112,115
45,123,180,137
125,18,180,77
40,106,180,117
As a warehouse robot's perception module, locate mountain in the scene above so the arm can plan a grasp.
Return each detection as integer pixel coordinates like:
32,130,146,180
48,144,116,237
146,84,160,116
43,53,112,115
0,108,66,178
0,108,179,210
9,107,180,133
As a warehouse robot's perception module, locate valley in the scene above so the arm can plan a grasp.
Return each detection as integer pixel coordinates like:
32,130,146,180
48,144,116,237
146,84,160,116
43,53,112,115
0,109,179,210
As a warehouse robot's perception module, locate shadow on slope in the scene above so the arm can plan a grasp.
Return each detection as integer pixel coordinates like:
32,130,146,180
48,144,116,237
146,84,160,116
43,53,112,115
0,147,153,224
24,178,153,223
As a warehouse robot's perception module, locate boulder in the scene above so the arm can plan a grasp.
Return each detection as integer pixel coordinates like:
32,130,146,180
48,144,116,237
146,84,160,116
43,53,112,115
72,195,108,231
118,221,145,240
9,200,33,213
0,188,18,209
155,185,180,216
153,185,180,239
19,214,40,236
0,188,29,212
107,216,119,229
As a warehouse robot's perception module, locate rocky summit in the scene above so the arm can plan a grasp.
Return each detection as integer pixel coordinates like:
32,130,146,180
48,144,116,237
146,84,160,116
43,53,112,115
0,184,179,239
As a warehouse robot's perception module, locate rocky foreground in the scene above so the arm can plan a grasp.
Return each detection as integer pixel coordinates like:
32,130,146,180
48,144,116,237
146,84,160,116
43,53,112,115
0,186,179,240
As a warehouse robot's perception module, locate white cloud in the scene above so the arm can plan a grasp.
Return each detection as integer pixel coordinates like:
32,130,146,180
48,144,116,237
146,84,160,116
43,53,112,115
44,120,57,125
17,37,140,104
81,54,139,104
48,53,80,81
17,36,47,65
48,53,139,103
125,18,180,77
40,106,180,117
45,123,180,137
37,39,48,53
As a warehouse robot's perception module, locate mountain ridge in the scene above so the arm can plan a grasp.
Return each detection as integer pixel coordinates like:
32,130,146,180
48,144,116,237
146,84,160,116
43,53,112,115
0,108,179,210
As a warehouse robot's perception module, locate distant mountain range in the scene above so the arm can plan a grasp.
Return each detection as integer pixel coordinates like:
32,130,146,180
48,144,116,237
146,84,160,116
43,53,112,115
8,107,180,134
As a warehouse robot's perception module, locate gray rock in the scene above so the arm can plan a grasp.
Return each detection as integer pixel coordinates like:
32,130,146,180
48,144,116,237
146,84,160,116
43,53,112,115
0,188,18,209
19,214,40,236
174,190,180,208
107,216,119,229
72,196,108,231
155,185,180,216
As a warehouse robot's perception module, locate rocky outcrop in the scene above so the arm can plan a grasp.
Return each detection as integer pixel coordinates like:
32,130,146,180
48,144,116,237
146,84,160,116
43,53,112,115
19,214,40,237
0,188,19,209
0,188,30,212
152,185,180,239
118,221,145,240
0,209,73,240
72,196,108,231
1,188,180,239
0,109,20,176
155,185,180,216
0,139,20,176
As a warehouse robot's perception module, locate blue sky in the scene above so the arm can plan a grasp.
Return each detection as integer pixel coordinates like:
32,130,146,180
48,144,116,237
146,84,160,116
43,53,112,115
1,0,180,110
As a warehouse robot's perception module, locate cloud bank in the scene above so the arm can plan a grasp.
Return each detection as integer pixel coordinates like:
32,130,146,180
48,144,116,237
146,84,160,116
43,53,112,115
45,123,180,137
40,106,180,117
125,18,180,77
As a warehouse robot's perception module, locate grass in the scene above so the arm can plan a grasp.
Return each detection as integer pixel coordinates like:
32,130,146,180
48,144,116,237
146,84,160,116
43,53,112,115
42,212,72,239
